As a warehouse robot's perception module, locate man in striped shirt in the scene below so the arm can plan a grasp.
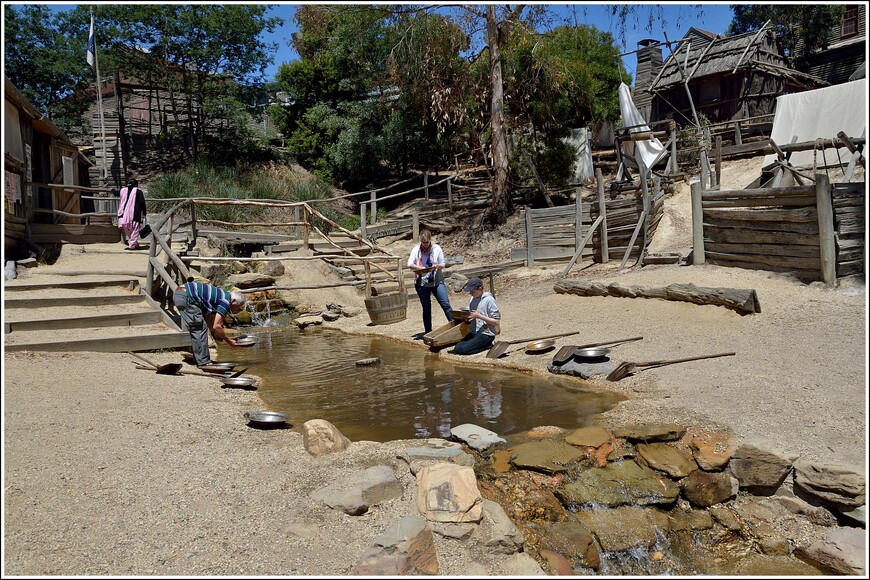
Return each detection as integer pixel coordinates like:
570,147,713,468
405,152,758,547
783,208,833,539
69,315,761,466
173,280,247,366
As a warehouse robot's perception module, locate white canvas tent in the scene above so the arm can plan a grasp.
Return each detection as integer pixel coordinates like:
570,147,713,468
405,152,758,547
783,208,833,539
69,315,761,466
762,79,867,170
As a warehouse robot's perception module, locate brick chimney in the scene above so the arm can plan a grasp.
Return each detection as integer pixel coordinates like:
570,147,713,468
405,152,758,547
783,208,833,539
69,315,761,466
634,39,662,120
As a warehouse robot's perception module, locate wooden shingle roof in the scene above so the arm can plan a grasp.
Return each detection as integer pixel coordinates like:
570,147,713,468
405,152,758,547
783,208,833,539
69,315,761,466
649,28,827,91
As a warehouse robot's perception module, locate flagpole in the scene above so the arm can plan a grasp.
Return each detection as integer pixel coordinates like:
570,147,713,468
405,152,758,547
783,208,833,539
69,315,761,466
89,9,109,184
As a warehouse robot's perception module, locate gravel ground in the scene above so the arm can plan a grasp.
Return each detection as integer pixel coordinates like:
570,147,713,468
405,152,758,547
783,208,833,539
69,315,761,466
3,156,866,575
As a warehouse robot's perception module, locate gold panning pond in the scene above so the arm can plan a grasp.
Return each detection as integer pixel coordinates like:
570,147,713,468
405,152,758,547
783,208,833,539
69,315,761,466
217,327,625,442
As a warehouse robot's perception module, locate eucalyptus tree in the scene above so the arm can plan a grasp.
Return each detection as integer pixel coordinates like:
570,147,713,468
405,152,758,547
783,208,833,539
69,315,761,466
3,5,93,134
503,24,630,185
727,4,845,68
272,4,399,184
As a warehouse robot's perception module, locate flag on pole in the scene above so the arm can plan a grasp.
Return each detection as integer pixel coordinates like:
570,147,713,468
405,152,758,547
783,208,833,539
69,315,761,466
87,13,95,68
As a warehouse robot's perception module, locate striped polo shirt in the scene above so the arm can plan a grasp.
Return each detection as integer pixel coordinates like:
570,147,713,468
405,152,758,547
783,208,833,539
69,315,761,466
183,282,232,317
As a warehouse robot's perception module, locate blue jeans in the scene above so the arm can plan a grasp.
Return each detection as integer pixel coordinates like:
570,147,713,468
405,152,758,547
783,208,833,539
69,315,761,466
415,281,453,333
452,332,495,355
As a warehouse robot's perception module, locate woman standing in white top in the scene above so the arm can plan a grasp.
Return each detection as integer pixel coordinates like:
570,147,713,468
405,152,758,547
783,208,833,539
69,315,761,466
407,229,453,334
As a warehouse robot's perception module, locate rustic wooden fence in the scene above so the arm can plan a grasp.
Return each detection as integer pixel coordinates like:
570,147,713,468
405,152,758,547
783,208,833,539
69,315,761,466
513,168,665,273
691,174,865,283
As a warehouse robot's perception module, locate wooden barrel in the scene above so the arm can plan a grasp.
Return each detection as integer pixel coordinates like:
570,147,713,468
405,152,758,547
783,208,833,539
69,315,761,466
364,291,408,325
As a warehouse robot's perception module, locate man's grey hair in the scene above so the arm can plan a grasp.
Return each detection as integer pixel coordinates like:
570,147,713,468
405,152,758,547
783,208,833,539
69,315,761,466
230,291,246,306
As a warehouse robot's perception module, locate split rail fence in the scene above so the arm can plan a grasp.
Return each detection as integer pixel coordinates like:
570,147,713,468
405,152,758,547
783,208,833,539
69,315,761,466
514,168,665,273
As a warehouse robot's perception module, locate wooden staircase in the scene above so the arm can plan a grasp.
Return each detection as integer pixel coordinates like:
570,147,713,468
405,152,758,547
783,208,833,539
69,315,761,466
3,245,192,353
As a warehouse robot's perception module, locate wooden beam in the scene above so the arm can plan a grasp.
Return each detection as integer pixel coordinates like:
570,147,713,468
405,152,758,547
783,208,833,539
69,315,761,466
561,214,604,276
619,210,647,272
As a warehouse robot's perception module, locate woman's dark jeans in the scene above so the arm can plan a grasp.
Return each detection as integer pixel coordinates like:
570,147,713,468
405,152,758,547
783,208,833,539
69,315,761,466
415,281,453,333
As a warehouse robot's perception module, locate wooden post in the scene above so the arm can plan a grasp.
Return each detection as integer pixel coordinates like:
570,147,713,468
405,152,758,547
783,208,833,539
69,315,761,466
575,187,583,257
447,178,453,211
815,173,836,285
397,258,405,293
597,168,609,263
302,205,310,250
487,272,495,296
670,124,678,174
715,136,722,189
700,153,709,190
294,206,300,239
525,207,535,268
364,260,372,298
424,171,429,201
369,190,377,226
735,121,743,146
619,211,647,272
690,181,705,265
189,200,197,250
145,230,157,297
639,168,651,266
454,154,460,171
359,202,367,239
412,210,419,242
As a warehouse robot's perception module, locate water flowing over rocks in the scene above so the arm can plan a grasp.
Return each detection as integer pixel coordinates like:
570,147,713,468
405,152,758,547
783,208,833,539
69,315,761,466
301,414,863,574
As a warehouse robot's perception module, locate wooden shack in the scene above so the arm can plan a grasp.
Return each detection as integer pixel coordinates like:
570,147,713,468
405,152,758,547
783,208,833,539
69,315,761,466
646,27,828,128
4,76,108,259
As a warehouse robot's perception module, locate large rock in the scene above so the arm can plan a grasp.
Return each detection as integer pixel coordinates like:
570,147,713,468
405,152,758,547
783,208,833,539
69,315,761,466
540,521,600,570
311,465,403,515
227,272,276,289
636,442,698,478
795,527,866,576
416,463,483,523
354,516,439,575
556,459,680,508
253,260,285,277
680,470,738,508
729,443,797,495
689,431,736,470
565,426,612,448
509,440,585,474
792,461,866,510
450,424,505,451
397,440,475,475
613,423,687,442
474,499,525,554
301,419,352,456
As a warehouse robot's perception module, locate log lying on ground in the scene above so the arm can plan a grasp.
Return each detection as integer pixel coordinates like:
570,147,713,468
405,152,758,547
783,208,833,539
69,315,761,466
553,280,761,315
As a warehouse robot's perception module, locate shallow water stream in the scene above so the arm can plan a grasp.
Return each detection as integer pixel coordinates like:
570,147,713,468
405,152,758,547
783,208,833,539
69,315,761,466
217,326,625,441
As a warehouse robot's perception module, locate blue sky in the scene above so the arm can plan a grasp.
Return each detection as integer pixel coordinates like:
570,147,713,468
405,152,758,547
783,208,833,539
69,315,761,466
37,2,738,83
